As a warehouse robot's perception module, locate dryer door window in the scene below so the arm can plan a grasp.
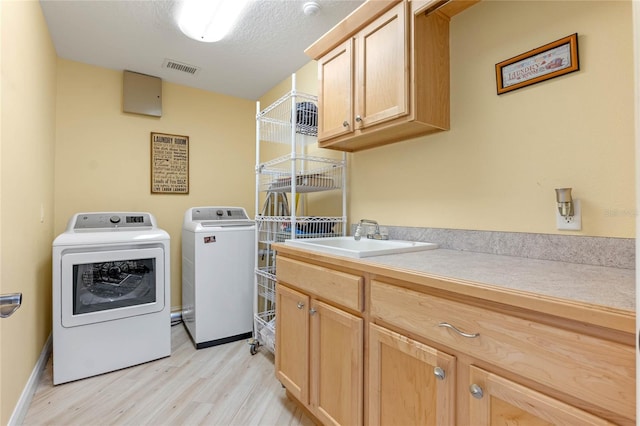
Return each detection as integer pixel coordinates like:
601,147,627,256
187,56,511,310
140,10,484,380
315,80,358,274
61,247,165,327
72,258,156,315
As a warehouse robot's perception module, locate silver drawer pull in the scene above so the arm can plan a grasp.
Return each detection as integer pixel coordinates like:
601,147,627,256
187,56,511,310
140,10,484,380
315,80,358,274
296,302,305,309
309,308,317,316
438,322,480,338
433,367,445,380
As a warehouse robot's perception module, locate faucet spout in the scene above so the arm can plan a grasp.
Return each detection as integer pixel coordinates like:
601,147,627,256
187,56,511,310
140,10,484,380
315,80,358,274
354,219,382,240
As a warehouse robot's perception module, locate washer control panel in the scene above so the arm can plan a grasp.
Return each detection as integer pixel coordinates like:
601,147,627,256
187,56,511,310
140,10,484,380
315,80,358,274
191,207,249,222
73,213,154,230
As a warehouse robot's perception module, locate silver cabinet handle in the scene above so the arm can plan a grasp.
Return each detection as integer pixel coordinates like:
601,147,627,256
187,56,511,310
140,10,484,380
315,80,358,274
355,115,362,123
0,293,22,318
433,367,445,380
469,384,484,399
342,120,349,128
438,322,480,338
296,302,305,309
309,308,317,315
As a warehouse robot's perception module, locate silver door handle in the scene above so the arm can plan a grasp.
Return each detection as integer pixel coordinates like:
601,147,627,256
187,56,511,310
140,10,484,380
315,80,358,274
0,293,22,318
469,383,484,399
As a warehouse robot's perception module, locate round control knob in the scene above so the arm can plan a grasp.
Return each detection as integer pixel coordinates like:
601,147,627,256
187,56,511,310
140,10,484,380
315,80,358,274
109,216,121,224
216,210,223,216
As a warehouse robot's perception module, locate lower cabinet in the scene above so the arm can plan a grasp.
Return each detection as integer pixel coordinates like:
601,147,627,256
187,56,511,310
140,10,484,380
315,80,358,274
275,282,364,426
368,323,455,426
274,252,635,425
370,279,635,425
468,366,616,426
275,284,309,404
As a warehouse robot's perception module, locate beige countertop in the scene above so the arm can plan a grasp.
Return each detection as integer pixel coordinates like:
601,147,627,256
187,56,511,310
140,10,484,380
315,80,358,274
274,244,635,334
363,248,635,312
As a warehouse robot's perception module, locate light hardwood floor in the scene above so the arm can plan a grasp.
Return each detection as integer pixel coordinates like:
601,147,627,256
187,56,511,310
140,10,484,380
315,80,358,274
22,324,314,426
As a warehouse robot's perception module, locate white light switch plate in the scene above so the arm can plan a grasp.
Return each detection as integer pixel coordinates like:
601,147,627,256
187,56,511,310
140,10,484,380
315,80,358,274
556,199,581,231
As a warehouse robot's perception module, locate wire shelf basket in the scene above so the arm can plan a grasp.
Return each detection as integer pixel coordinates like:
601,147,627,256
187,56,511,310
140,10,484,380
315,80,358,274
258,155,344,193
253,310,275,354
256,216,344,243
257,91,318,144
256,267,276,296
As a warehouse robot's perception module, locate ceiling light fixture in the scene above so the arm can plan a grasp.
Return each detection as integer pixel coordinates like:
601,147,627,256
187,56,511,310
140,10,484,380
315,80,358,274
303,2,321,16
178,0,249,43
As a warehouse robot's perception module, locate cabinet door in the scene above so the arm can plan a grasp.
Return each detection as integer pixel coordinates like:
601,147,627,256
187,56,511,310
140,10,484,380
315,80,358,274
355,1,409,129
275,284,310,404
318,39,354,142
369,324,455,426
310,299,364,426
468,366,615,426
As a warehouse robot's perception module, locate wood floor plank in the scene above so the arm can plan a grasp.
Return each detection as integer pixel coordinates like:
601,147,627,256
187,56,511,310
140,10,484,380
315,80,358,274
22,324,314,426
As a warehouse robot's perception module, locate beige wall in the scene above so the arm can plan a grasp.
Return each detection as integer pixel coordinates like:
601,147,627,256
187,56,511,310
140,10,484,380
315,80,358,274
350,0,635,238
54,60,256,310
0,1,57,423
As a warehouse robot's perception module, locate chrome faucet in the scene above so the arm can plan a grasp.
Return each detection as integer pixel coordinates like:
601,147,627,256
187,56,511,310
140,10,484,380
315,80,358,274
354,219,388,240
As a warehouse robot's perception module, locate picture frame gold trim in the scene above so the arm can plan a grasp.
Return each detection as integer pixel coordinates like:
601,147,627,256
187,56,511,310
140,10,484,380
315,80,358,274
495,33,579,95
150,132,189,194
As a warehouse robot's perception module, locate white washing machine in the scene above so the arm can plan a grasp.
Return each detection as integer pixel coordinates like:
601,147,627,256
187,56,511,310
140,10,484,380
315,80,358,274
52,212,171,385
182,207,255,349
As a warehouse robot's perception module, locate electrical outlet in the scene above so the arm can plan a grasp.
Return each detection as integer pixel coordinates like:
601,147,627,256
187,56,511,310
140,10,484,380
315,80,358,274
556,199,581,230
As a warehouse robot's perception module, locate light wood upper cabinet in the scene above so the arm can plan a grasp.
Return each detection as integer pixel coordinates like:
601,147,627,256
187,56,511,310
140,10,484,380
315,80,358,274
307,0,451,152
354,2,409,130
318,39,354,141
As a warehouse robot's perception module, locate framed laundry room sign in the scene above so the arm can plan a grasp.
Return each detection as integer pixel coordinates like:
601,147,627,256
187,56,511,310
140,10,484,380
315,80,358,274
150,132,189,194
495,33,579,95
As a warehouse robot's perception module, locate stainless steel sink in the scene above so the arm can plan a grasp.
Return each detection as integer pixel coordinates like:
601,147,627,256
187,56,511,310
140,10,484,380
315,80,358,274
283,236,438,258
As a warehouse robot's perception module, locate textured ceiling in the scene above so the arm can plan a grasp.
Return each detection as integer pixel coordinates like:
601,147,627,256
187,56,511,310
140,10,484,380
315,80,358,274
39,0,364,100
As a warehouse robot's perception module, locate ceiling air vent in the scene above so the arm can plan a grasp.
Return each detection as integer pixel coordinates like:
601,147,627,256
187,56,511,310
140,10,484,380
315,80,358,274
163,59,200,75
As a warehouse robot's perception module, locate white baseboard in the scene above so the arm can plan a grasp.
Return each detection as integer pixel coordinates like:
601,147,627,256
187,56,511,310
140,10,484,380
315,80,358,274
8,333,52,426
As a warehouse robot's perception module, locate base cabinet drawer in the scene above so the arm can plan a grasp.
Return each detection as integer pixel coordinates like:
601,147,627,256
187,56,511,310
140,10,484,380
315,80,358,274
276,256,363,312
370,280,635,423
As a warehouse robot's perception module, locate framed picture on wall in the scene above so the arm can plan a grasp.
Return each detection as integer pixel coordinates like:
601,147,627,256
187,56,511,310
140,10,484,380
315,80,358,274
495,33,579,95
150,132,189,194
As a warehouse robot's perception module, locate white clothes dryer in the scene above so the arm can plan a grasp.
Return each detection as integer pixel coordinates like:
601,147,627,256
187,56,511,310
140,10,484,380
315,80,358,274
182,207,255,349
52,212,171,385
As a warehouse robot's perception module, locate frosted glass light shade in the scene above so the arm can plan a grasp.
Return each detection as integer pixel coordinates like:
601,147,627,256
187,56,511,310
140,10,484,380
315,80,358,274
178,0,249,43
